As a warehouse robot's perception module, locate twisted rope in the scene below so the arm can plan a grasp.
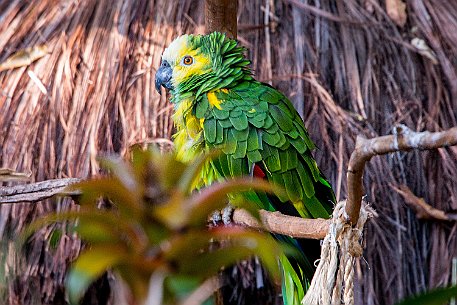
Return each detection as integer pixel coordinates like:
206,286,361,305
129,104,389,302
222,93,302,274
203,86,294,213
302,200,369,305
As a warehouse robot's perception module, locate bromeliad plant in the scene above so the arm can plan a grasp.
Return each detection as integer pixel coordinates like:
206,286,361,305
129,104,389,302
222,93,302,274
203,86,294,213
24,148,283,305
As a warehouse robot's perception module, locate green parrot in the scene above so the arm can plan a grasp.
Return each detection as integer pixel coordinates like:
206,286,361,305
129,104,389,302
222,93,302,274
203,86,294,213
155,32,335,305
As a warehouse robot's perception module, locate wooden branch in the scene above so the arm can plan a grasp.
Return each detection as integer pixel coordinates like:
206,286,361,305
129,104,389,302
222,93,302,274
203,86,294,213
233,209,329,239
0,168,32,182
346,125,457,225
0,177,329,239
3,124,457,240
0,178,81,204
205,0,238,39
392,184,457,221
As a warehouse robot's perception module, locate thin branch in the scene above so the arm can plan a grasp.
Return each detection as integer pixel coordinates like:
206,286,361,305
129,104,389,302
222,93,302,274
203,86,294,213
0,168,32,182
392,184,457,221
180,276,221,305
205,0,238,39
0,178,81,204
283,0,365,24
0,177,330,239
346,125,457,225
232,209,329,240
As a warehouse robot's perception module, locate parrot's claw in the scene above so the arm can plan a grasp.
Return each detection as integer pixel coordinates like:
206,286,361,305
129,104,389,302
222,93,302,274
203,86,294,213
221,204,234,225
210,204,234,226
211,210,222,226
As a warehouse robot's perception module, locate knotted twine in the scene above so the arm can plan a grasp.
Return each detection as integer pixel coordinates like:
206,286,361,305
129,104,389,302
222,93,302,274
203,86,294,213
302,200,369,305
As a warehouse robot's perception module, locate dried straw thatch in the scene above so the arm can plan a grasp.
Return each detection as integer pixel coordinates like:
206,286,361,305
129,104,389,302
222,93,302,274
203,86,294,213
1,0,456,304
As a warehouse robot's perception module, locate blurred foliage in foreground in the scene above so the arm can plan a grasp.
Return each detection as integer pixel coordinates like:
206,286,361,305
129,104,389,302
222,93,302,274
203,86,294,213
394,285,457,305
24,148,283,304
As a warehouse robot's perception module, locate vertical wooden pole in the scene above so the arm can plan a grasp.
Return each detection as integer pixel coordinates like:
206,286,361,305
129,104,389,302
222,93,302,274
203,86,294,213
205,0,238,39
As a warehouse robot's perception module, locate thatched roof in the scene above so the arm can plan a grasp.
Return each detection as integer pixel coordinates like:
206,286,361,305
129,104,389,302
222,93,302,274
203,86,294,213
1,0,456,304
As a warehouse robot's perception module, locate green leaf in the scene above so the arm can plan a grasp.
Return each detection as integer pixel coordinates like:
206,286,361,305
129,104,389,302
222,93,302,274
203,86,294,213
395,286,457,305
67,245,128,304
72,178,142,217
214,229,281,279
165,275,201,300
23,209,148,251
178,228,281,281
164,231,215,263
180,246,253,278
153,192,188,229
117,265,154,301
177,151,219,194
98,156,140,195
75,219,120,244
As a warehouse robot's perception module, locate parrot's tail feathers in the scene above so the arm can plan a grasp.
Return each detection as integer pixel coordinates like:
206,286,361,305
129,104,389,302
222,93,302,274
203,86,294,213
280,254,307,305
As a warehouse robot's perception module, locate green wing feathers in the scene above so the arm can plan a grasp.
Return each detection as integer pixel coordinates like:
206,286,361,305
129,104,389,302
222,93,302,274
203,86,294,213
199,81,334,219
199,81,335,303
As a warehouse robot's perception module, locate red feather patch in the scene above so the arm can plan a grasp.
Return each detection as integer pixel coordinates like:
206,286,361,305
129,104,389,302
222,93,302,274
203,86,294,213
253,164,265,178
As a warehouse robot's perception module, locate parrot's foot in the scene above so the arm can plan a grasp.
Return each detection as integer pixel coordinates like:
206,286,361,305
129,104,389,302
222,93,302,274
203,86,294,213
221,204,234,225
211,210,222,226
210,204,234,226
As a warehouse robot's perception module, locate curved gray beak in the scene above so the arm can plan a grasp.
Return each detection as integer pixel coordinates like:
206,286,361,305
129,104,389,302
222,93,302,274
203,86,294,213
155,60,173,94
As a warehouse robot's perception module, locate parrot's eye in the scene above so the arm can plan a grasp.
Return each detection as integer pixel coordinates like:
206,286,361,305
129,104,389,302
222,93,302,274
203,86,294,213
182,56,194,66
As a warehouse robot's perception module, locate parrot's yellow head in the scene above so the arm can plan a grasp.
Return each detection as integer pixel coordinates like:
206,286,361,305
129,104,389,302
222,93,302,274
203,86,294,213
159,35,212,88
155,32,252,102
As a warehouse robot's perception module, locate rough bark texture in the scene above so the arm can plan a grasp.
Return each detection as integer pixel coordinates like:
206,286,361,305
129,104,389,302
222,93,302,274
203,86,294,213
0,178,80,203
233,209,330,239
1,1,457,305
205,0,238,38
